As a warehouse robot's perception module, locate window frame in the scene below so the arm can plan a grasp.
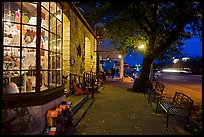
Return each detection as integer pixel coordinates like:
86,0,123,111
2,2,64,106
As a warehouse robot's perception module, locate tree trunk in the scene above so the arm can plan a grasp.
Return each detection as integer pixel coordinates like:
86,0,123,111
131,55,153,92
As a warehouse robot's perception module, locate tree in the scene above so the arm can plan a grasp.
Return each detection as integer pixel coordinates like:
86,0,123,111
83,2,202,92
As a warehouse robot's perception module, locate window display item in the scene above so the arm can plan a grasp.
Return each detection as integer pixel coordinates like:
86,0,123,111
27,77,32,91
3,82,20,95
46,110,58,126
15,10,29,32
72,80,85,96
28,17,37,25
23,52,36,67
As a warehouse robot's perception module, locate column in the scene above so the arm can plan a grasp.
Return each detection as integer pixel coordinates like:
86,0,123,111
120,55,124,81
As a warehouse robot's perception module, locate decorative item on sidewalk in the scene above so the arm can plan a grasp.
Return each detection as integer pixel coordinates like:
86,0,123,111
72,80,85,96
45,100,73,135
48,127,57,135
46,110,58,127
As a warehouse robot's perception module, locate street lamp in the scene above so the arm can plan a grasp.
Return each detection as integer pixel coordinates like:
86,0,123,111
138,44,145,49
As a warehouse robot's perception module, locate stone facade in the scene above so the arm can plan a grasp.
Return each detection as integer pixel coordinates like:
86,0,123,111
62,7,97,91
63,13,71,91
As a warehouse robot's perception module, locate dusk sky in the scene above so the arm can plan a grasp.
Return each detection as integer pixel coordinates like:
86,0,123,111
124,37,202,65
182,37,202,57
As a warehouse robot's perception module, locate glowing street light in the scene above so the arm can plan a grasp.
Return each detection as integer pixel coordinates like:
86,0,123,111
173,58,179,63
138,44,145,49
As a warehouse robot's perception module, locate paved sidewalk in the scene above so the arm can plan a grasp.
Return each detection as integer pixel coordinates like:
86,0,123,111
73,78,191,135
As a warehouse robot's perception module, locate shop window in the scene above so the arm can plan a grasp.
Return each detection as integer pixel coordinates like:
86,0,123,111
42,2,49,10
22,25,37,47
56,54,61,69
4,2,21,22
49,52,56,70
49,71,56,88
41,50,48,70
56,71,62,86
50,2,56,15
22,47,36,70
50,14,56,34
56,3,62,21
57,39,62,53
22,2,37,25
57,20,62,38
41,7,49,30
3,2,63,95
50,33,56,52
41,28,49,50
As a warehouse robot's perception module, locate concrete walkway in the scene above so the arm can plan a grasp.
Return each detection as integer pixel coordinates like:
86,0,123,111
73,78,191,135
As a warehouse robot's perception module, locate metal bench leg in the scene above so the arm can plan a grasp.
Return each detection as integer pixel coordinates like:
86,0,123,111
166,114,169,130
91,90,94,99
187,116,190,125
148,94,151,103
155,101,159,113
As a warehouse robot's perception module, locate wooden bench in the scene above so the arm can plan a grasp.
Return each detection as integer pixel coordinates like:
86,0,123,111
146,81,165,103
156,92,194,129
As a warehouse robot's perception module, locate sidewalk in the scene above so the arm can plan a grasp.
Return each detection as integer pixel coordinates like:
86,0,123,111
72,78,192,135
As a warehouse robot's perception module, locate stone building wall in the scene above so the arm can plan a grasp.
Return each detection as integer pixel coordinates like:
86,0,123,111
62,7,97,91
66,9,97,75
63,12,71,91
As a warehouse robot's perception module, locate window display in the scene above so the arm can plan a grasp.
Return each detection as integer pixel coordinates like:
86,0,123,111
3,2,63,94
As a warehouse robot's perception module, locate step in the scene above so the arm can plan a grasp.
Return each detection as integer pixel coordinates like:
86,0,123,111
62,96,95,135
72,98,95,127
65,94,88,115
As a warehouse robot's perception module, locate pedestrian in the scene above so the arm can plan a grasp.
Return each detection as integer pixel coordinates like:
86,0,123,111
111,66,115,79
107,69,111,77
116,67,119,74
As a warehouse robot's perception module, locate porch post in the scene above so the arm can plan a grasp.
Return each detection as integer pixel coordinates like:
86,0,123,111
120,55,124,81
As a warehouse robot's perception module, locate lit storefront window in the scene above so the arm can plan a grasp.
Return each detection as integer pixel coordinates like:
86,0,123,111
3,2,63,95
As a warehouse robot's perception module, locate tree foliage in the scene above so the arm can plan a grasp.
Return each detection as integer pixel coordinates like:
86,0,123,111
89,2,202,56
82,2,202,92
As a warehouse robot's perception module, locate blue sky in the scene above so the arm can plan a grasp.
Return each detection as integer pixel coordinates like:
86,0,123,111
181,37,202,57
124,37,202,66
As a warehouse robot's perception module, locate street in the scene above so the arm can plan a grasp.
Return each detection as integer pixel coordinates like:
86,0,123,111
155,72,202,104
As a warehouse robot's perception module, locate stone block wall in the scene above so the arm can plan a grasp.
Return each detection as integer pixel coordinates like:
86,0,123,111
66,9,97,76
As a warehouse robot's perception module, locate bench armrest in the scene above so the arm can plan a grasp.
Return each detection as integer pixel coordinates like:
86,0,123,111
158,96,173,103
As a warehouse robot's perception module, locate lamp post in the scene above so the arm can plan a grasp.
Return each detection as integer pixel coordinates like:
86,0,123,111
119,54,124,81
